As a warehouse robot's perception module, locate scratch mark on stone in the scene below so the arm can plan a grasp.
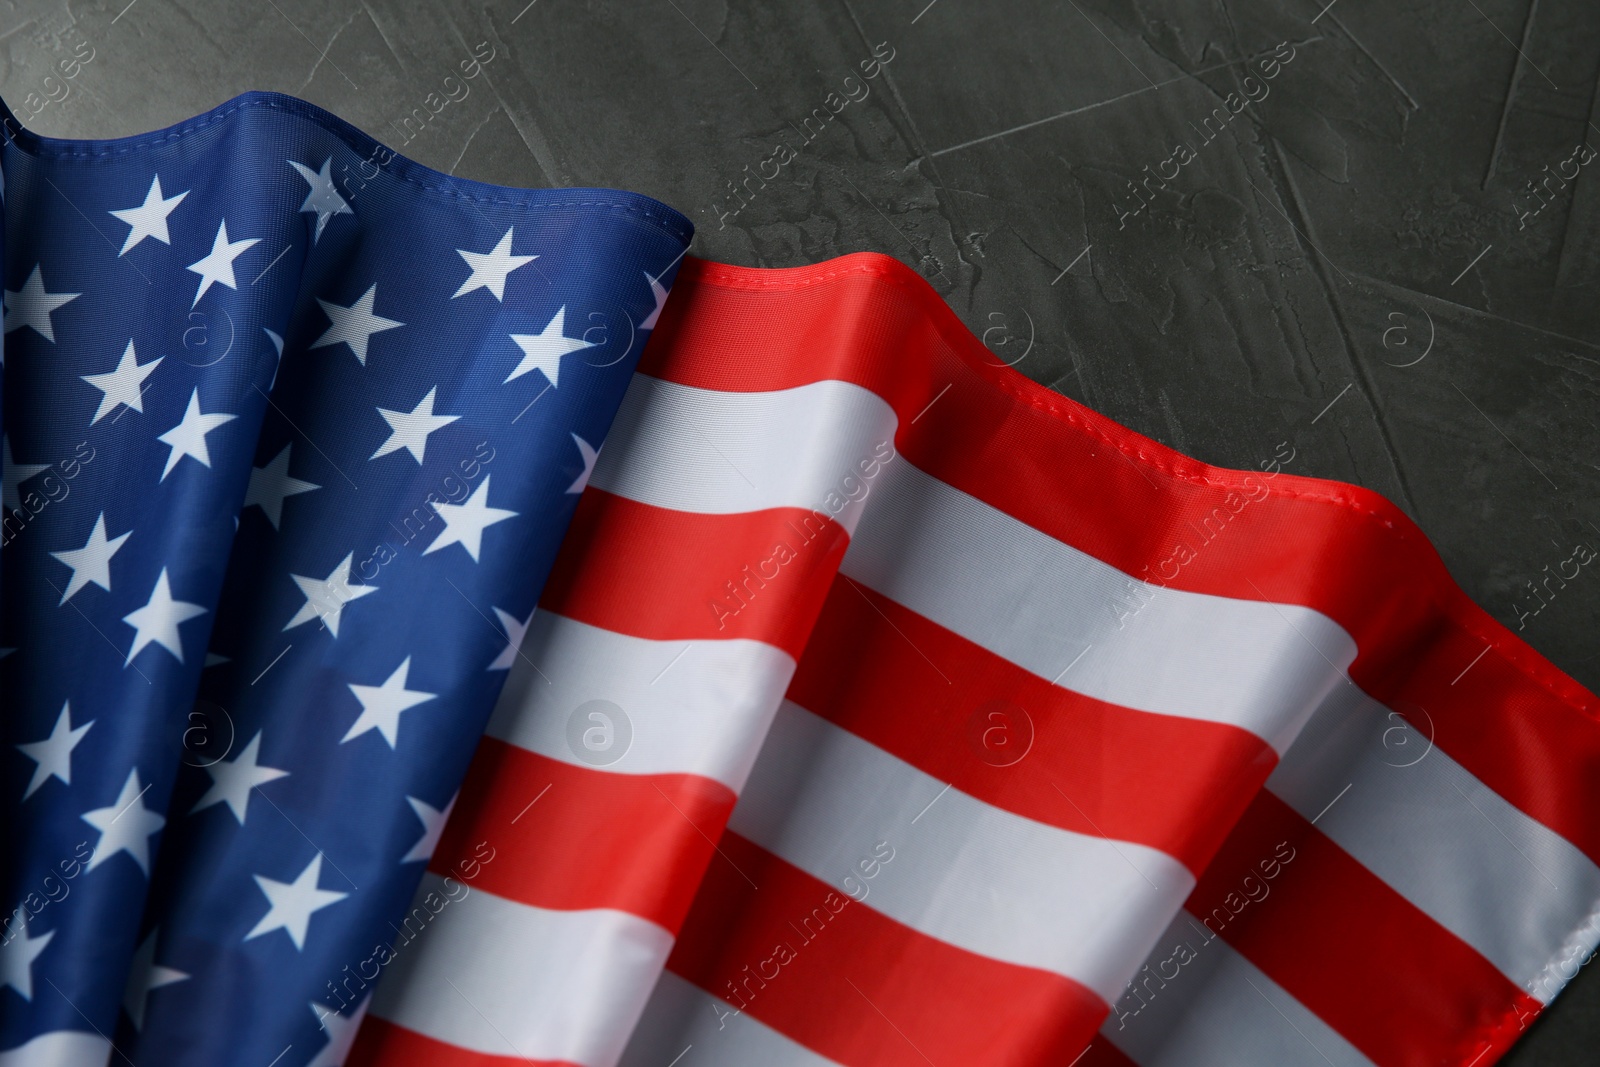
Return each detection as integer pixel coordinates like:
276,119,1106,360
1242,173,1352,285
156,0,228,54
663,0,759,92
1346,270,1600,353
472,11,565,187
1481,0,1541,189
930,36,1323,158
1328,13,1419,110
449,105,501,175
833,164,948,284
1556,62,1600,285
1156,389,1191,453
1064,0,1158,90
1466,0,1557,90
1012,229,1063,274
294,7,362,94
1269,142,1421,517
838,0,972,267
483,78,560,187
1452,382,1559,490
0,20,36,44
358,0,408,73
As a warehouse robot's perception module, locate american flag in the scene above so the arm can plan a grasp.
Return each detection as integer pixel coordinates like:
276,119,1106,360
2,90,1598,1067
0,91,688,1065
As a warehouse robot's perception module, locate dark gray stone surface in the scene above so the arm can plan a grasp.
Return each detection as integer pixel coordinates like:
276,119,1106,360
1,0,1594,1060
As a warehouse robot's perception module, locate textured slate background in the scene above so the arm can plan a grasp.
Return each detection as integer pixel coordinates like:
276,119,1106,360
1,0,1595,1061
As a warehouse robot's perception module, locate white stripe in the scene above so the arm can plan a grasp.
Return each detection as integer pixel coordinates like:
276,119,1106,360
1266,683,1600,1001
0,1032,110,1067
488,610,795,792
620,971,844,1067
729,700,1193,1003
842,460,1357,755
1102,912,1375,1067
369,874,672,1066
593,375,899,534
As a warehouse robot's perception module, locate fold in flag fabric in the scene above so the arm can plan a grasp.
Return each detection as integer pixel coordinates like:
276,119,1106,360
0,91,689,1065
348,254,1600,1067
0,92,1597,1067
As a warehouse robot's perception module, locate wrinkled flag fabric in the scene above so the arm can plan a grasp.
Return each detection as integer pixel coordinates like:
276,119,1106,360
0,90,689,1065
2,87,1597,1067
349,253,1600,1067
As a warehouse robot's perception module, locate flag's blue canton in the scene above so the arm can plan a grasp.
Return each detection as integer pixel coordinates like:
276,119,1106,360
0,91,690,1065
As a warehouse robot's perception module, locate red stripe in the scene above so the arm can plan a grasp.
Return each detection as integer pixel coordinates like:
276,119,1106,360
665,830,1108,1066
428,738,734,932
538,489,846,659
1077,1036,1142,1067
1186,790,1542,1067
349,1016,578,1067
651,255,1600,868
788,579,1276,875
